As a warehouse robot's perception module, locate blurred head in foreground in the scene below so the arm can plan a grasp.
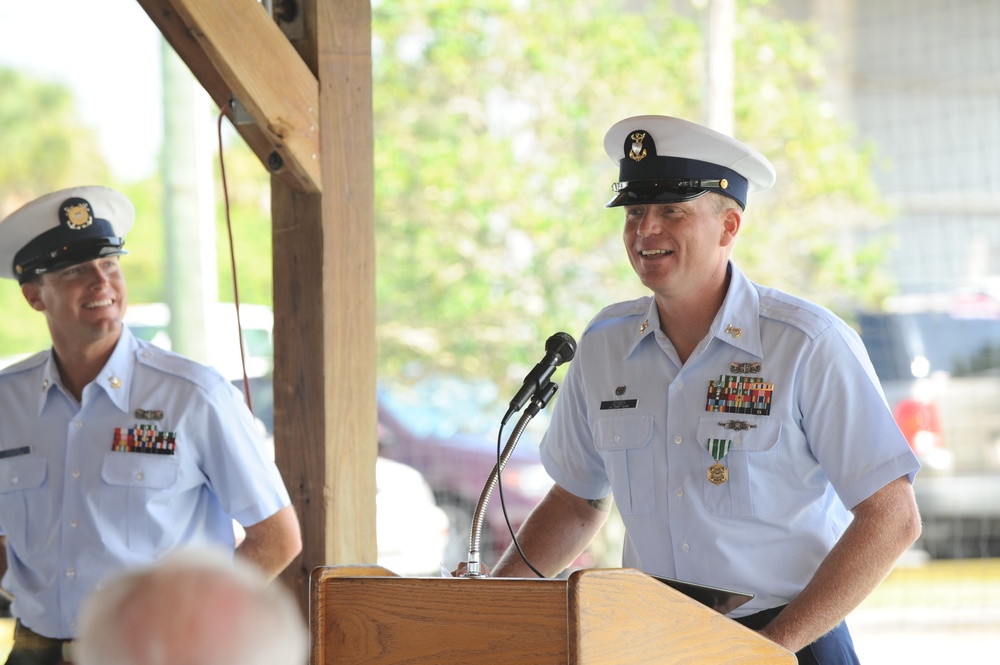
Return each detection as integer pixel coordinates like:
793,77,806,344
75,548,308,665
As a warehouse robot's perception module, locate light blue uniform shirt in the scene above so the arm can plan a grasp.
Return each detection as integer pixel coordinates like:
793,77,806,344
0,326,291,638
541,263,920,617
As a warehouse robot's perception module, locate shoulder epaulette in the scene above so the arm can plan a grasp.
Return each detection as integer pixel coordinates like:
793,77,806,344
583,296,652,335
134,342,229,391
0,351,47,378
757,287,838,340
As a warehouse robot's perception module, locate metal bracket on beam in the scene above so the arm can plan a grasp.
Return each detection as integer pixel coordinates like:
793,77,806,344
272,0,304,41
229,96,254,126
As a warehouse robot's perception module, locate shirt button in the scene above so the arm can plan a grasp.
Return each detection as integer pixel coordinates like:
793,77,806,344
66,568,76,578
74,421,84,429
675,488,684,498
10,477,18,485
674,434,682,444
681,543,690,552
613,433,621,443
70,519,79,528
675,381,685,390
134,471,144,481
71,469,81,478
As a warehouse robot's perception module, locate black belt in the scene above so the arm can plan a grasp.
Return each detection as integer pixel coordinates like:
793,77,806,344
733,604,786,631
12,620,75,664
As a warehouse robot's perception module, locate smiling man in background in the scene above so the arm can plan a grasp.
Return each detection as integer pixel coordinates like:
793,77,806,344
0,186,301,665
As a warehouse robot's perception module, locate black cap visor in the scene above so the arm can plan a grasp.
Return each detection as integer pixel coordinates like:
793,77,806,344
605,182,718,209
15,237,127,283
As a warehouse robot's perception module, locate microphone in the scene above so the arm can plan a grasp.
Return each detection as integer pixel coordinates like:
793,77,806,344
502,332,577,424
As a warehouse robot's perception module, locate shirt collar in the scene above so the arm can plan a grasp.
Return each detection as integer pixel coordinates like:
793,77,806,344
98,326,137,412
624,262,764,361
625,297,661,358
37,326,137,416
708,262,764,358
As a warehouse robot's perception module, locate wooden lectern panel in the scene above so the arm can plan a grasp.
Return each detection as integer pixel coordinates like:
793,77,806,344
568,568,795,664
311,565,568,664
310,566,796,665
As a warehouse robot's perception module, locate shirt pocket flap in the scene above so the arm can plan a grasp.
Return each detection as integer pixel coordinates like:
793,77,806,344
697,416,781,452
102,453,180,489
0,457,47,493
593,414,654,451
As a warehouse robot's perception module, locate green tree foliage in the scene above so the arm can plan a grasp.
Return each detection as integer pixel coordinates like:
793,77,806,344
0,68,112,356
0,68,108,201
212,130,273,307
1,2,898,400
371,0,893,394
0,68,270,359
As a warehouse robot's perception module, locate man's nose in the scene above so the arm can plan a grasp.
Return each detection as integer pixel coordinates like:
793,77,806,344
636,210,662,237
86,265,110,287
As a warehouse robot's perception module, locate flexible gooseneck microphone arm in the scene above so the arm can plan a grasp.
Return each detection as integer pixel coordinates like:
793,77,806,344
464,381,559,578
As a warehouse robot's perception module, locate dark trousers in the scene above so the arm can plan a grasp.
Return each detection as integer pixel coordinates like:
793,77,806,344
735,606,861,665
4,622,72,665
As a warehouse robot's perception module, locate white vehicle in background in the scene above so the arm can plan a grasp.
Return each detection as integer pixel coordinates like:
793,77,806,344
376,456,451,576
126,302,451,576
855,291,1000,559
123,302,274,382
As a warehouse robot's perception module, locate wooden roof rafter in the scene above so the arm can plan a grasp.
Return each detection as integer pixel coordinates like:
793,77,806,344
136,0,322,193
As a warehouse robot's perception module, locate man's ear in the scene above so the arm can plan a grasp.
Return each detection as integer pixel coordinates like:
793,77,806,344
21,281,45,312
720,207,742,248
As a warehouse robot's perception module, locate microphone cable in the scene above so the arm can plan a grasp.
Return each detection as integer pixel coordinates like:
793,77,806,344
497,421,546,578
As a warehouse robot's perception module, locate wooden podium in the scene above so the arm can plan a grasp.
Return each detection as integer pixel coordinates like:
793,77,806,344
310,565,795,664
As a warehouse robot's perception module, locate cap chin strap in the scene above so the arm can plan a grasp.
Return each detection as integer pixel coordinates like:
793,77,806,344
611,178,730,193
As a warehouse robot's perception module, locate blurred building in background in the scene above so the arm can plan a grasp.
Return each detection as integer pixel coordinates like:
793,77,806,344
786,0,1000,295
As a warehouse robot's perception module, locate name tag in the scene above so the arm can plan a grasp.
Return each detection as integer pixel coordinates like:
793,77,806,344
0,446,31,459
600,399,638,410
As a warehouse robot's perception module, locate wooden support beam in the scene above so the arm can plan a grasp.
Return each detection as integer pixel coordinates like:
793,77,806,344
136,0,322,192
136,0,377,613
315,0,377,569
271,0,377,607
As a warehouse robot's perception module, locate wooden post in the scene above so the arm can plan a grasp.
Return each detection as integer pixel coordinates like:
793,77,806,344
272,0,377,608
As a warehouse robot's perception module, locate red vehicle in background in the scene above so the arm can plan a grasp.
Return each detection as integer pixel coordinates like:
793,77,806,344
375,380,557,569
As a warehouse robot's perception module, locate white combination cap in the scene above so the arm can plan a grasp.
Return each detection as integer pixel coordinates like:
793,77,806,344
603,115,776,209
0,186,134,282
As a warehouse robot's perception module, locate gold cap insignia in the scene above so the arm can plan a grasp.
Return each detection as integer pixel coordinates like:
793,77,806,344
628,132,647,162
61,199,94,230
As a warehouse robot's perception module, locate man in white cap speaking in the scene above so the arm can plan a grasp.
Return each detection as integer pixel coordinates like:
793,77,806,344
482,117,922,663
0,186,301,665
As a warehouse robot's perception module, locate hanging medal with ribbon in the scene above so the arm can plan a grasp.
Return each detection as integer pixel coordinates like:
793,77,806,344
707,437,731,485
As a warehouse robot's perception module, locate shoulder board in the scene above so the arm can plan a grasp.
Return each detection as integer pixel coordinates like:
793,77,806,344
757,287,839,340
583,296,652,335
0,351,48,377
134,342,229,390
